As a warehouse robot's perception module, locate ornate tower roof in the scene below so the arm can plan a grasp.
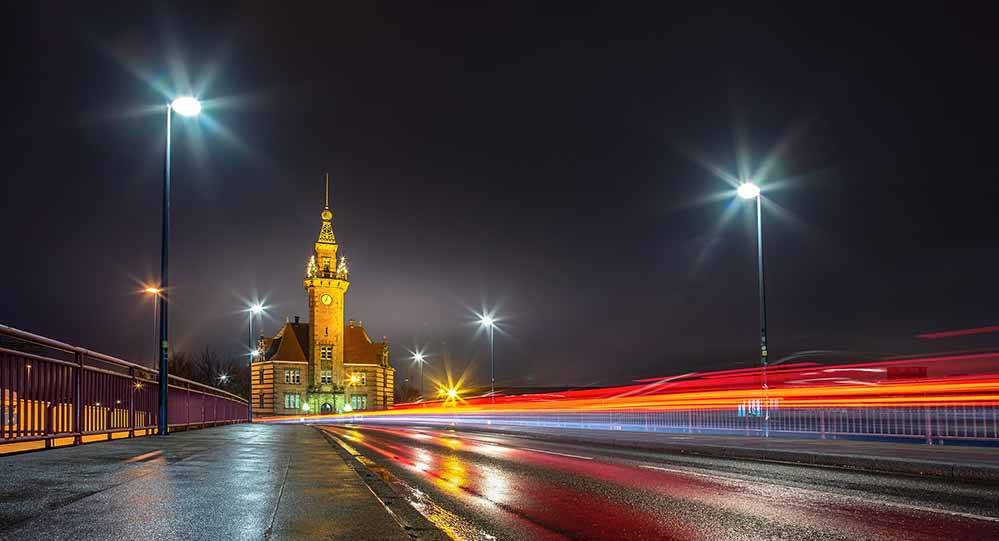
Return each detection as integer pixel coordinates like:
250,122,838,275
317,173,336,245
306,173,348,282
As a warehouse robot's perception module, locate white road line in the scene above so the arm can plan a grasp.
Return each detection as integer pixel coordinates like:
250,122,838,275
522,447,593,460
638,464,999,524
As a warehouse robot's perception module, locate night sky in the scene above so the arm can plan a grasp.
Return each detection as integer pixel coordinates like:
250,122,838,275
3,3,997,388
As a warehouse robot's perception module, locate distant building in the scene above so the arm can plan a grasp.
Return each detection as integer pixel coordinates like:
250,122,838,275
251,180,395,416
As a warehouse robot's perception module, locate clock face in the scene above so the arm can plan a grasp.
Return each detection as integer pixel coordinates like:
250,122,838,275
320,294,333,306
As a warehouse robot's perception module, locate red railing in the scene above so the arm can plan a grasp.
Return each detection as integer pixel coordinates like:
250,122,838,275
0,323,248,450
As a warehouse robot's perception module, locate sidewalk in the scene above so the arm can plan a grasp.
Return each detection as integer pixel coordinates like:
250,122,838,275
451,424,999,482
0,424,426,540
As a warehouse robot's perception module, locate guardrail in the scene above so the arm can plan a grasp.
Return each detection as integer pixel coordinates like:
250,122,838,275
1,323,248,451
330,405,999,445
352,405,997,445
320,355,999,446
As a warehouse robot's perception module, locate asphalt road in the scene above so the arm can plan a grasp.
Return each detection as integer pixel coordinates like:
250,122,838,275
319,424,999,541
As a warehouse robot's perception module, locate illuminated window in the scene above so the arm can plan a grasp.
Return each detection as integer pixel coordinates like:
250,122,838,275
350,394,367,410
320,370,332,385
284,393,301,409
284,369,301,384
320,346,332,361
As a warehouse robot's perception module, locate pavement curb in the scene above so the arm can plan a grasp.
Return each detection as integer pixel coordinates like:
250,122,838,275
448,425,999,483
315,427,451,541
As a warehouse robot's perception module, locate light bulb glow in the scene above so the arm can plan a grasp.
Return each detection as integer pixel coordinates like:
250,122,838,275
250,304,264,314
144,286,161,294
170,96,202,117
737,182,761,199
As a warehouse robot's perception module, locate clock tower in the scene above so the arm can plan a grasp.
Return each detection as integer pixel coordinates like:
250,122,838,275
304,175,349,393
250,175,395,416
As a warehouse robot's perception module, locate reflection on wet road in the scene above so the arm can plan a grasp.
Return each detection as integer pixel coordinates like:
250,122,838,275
319,424,999,540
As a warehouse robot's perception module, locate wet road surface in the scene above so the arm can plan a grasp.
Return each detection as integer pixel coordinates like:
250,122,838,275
319,424,999,540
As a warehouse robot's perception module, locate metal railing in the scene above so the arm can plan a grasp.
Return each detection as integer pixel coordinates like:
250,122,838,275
1,324,248,450
336,406,999,444
393,406,998,445
340,403,999,446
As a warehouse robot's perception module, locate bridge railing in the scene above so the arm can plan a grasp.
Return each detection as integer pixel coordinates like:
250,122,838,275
336,405,999,445
1,324,248,450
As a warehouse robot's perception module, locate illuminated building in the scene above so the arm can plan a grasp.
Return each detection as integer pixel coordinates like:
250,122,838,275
250,179,395,416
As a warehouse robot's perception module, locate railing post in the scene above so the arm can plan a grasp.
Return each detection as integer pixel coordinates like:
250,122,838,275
73,351,83,445
128,368,135,438
820,409,826,439
925,407,933,445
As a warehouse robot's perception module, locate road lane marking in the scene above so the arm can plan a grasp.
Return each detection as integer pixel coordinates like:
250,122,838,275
522,447,593,460
638,464,999,524
124,450,162,463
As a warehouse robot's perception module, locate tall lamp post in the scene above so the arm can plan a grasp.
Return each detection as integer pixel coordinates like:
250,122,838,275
157,96,201,437
247,303,264,423
737,182,769,437
478,315,496,404
411,351,426,398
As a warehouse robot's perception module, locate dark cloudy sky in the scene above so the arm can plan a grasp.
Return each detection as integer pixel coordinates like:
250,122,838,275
2,3,997,388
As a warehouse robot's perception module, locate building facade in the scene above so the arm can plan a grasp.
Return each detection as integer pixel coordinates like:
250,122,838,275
250,181,394,416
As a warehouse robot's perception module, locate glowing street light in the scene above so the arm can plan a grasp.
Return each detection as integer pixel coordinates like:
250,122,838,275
246,302,266,423
157,96,202,437
411,350,428,398
478,313,498,404
737,182,761,199
142,286,161,366
170,96,202,117
447,387,458,400
218,373,229,385
736,181,770,437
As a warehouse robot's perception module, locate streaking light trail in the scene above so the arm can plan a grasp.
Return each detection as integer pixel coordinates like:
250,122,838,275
259,351,999,444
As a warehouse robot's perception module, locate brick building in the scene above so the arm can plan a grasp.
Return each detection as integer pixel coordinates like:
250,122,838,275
250,179,395,416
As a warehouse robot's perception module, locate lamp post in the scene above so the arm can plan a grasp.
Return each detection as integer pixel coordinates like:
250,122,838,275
158,96,201,437
478,315,496,404
144,287,161,366
737,182,769,437
411,351,426,398
248,303,264,423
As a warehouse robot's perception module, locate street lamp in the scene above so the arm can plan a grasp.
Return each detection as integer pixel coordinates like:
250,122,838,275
143,286,161,366
478,314,496,404
247,303,264,423
737,181,769,437
158,96,201,437
411,351,427,398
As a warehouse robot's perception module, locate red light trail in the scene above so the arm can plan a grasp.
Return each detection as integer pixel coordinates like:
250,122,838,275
257,351,999,425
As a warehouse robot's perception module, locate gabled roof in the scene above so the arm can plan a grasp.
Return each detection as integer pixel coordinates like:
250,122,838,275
268,322,309,363
344,322,384,365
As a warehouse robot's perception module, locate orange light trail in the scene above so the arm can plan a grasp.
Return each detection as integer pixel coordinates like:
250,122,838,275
253,352,999,426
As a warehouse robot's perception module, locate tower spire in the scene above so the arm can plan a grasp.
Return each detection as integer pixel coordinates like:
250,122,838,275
317,173,336,244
